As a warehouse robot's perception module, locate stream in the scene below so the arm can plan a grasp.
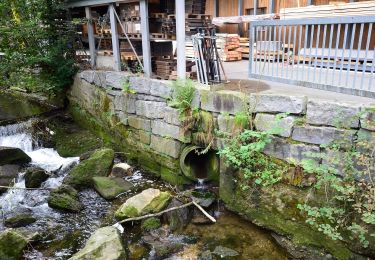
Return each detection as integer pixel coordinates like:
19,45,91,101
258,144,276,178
0,95,289,259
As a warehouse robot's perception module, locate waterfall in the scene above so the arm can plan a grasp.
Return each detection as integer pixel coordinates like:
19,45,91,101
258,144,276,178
0,120,79,217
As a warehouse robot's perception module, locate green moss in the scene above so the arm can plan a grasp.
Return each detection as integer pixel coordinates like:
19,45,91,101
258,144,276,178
0,230,28,260
160,167,191,186
93,176,133,200
48,185,83,212
64,148,114,189
144,191,171,214
115,205,139,219
221,176,353,260
141,217,161,231
4,214,36,227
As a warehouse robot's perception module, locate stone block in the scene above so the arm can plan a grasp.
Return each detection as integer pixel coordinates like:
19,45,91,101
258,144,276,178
249,94,307,114
139,130,151,144
254,113,296,137
114,94,136,114
151,120,190,142
163,107,181,126
105,71,127,89
306,99,361,128
135,100,166,119
116,111,128,125
356,129,375,156
217,114,235,134
200,90,247,115
80,70,95,84
292,126,355,145
150,80,173,98
129,76,151,95
360,107,375,131
136,94,165,102
264,136,321,163
150,135,181,158
128,116,151,131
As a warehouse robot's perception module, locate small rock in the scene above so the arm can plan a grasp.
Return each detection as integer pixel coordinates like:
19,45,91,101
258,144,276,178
115,188,171,220
110,163,133,177
143,233,183,259
0,229,28,260
70,226,126,260
93,176,133,200
4,213,37,228
25,167,49,188
212,246,239,258
48,185,83,212
0,146,31,166
0,164,20,194
199,250,213,260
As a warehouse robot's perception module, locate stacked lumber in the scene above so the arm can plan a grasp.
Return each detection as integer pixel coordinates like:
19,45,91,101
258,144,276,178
162,14,213,39
185,40,195,59
155,59,177,80
279,1,375,19
239,37,250,59
216,34,242,62
185,0,206,14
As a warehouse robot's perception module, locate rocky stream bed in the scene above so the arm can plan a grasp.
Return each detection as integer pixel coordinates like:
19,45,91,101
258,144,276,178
0,92,289,260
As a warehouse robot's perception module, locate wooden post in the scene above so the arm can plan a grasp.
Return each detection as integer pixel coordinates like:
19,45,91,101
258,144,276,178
140,0,152,77
238,0,244,36
254,0,258,15
109,4,121,71
176,0,186,79
85,7,96,68
213,0,219,17
268,0,274,13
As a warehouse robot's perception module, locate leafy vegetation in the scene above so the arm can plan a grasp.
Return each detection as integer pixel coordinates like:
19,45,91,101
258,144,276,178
219,113,288,187
170,79,196,117
221,111,374,249
0,0,78,94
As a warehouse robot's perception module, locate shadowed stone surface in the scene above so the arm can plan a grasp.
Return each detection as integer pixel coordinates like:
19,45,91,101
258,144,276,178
306,99,361,128
292,126,355,145
150,135,181,158
250,94,307,114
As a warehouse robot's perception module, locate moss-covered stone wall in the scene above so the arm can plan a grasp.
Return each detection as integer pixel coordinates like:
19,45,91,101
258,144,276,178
69,71,375,259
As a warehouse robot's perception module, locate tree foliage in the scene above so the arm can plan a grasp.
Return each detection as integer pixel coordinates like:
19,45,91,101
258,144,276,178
0,0,77,94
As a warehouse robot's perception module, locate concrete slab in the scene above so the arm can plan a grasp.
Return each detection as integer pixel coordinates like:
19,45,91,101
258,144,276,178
222,60,375,105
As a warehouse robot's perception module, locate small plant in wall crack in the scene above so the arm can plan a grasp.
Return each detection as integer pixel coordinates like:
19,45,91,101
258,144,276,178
122,77,136,95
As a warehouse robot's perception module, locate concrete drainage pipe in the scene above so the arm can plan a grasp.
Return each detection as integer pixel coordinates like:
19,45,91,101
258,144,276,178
179,145,220,183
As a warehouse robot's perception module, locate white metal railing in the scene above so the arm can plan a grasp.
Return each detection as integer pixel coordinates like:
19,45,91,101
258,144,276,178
248,16,375,98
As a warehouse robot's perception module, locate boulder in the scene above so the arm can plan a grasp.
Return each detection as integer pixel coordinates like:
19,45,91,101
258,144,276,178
4,213,37,228
110,163,133,177
69,226,126,260
48,185,83,212
64,148,114,189
93,176,133,200
164,198,191,232
0,229,28,260
115,188,171,220
24,167,49,188
0,164,20,194
0,146,31,166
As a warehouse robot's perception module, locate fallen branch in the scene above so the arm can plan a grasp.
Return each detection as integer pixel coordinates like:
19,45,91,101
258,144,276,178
115,201,194,224
192,200,216,223
114,199,217,226
0,185,51,191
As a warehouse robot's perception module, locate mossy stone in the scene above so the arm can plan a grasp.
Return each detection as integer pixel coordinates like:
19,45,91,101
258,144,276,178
24,168,49,188
93,176,133,200
0,229,28,260
4,213,37,228
64,148,114,189
48,185,83,212
141,217,161,231
115,188,171,220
